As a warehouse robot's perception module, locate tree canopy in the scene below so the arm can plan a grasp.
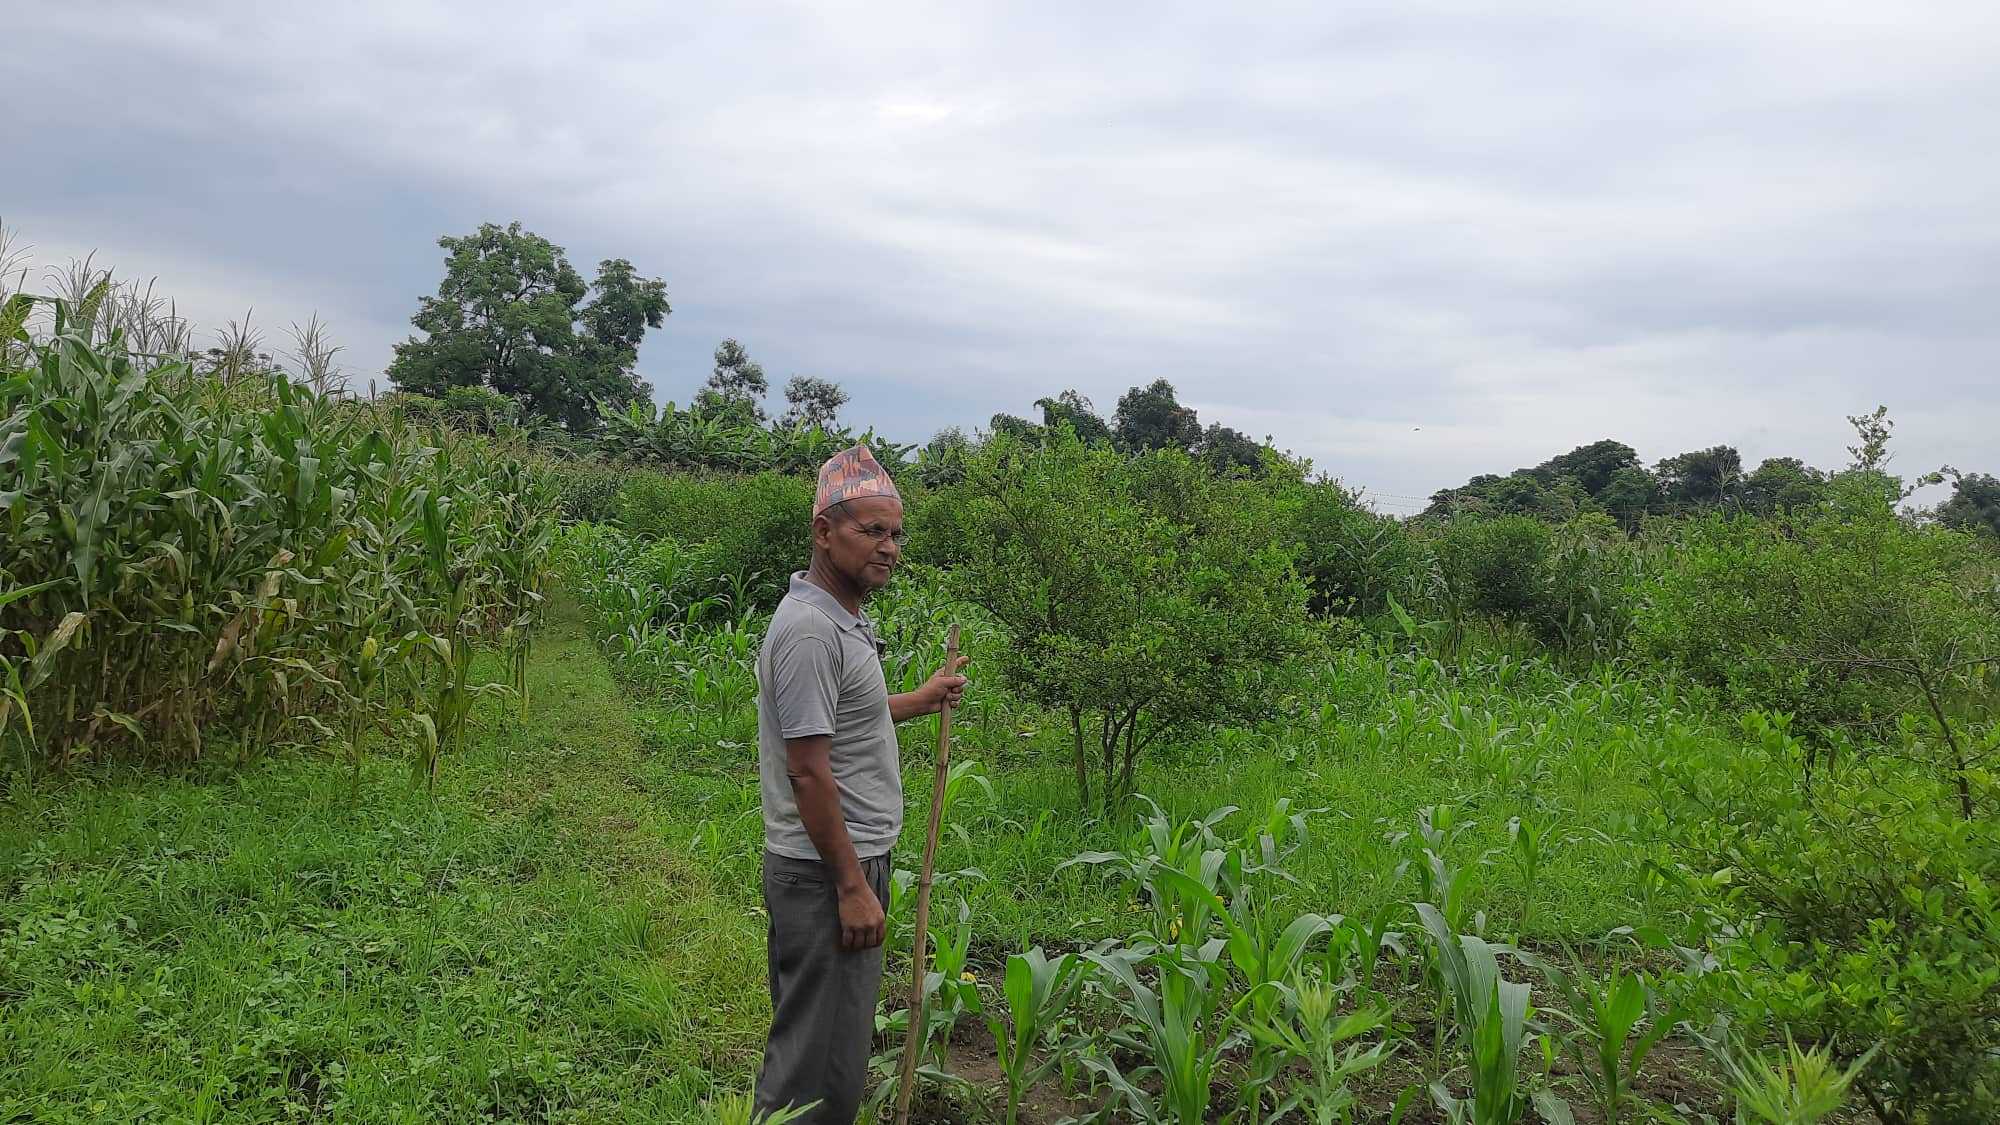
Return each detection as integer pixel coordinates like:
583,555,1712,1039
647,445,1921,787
780,375,848,430
387,221,668,430
1113,378,1202,452
1938,473,2000,538
695,338,768,422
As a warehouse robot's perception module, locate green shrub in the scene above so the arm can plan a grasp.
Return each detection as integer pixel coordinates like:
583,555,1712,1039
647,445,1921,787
951,432,1313,808
542,458,627,524
1634,491,1999,764
1285,477,1422,617
898,482,975,570
1535,516,1649,658
1656,711,2000,1123
611,471,812,614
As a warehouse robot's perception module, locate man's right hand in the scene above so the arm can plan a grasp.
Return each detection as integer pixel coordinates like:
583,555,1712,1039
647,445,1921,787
837,881,886,951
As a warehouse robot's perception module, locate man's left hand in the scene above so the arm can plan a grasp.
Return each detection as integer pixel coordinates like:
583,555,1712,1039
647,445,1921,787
924,655,969,713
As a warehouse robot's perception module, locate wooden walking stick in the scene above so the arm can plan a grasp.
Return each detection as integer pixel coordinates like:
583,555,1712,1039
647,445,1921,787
894,624,960,1125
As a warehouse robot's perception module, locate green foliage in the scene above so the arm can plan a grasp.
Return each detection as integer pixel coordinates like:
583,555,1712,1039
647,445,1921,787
595,396,912,478
1635,497,1999,805
1284,476,1422,617
1416,515,1565,653
1416,903,1532,1125
1937,472,2000,538
779,374,847,431
953,432,1312,808
1718,1038,1877,1125
387,221,668,430
1535,956,1682,1125
963,946,1084,1125
1741,457,1829,515
1082,945,1236,1124
913,427,972,489
1112,378,1202,453
1656,445,1745,508
696,339,769,423
0,295,555,777
1426,439,1645,521
544,458,628,523
1035,389,1113,446
1241,981,1394,1125
1655,710,2000,1122
611,472,812,615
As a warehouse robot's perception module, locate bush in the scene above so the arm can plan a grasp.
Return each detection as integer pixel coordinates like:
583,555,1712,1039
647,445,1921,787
1432,515,1552,621
612,471,813,614
542,458,627,524
951,432,1313,808
899,482,975,570
1656,711,2000,1123
1283,477,1423,618
1535,515,1649,658
1634,491,1999,774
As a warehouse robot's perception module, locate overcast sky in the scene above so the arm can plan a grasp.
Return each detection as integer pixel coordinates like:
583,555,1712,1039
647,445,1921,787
9,2,1996,509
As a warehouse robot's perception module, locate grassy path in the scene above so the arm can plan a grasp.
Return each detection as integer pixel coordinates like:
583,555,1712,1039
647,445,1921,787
0,602,766,1123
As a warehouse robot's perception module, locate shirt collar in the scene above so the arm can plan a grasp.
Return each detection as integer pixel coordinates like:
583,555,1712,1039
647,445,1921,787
788,571,874,635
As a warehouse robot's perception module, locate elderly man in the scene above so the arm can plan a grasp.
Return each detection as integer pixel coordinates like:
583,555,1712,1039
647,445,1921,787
753,444,967,1125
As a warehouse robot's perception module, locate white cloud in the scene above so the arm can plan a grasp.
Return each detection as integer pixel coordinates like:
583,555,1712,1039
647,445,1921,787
5,0,1996,500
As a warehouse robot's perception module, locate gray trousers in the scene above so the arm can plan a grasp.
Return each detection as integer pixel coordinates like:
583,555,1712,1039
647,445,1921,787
753,851,891,1125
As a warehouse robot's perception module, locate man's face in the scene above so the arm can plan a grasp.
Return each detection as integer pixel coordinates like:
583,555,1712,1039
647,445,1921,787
814,495,904,592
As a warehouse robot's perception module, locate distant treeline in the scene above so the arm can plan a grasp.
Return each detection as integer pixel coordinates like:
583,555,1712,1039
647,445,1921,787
1420,415,1997,535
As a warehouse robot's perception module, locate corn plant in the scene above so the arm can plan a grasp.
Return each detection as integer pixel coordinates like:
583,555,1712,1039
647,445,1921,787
961,946,1085,1125
1506,815,1555,936
1535,956,1684,1125
0,290,555,781
1060,798,1239,947
1242,976,1396,1125
1719,1038,1876,1125
1417,902,1532,1125
1082,944,1237,1125
917,898,978,1066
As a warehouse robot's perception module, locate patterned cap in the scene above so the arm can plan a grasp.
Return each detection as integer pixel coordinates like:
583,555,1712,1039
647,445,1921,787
814,444,903,517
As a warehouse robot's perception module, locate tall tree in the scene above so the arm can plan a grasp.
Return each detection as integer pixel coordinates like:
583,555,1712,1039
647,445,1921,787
695,338,768,422
1937,473,2000,538
387,221,667,430
989,412,1042,442
780,375,848,430
1113,378,1201,452
1656,445,1744,508
1846,405,1894,472
1035,390,1113,445
1195,422,1266,477
1534,439,1641,495
1742,456,1830,514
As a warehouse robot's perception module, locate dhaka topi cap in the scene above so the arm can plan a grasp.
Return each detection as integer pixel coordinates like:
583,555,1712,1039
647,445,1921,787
814,444,903,517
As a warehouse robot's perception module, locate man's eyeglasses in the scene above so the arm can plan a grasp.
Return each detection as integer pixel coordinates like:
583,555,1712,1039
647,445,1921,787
848,522,908,547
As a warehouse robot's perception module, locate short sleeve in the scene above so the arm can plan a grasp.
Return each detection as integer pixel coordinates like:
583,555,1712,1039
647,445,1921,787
768,633,840,739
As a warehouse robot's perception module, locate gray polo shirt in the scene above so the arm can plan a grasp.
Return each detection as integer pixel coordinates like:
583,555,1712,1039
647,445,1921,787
757,572,902,860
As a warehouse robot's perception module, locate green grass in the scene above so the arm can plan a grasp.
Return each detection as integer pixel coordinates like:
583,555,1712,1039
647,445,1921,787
0,605,766,1123
2,604,1728,1122
641,642,1696,967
